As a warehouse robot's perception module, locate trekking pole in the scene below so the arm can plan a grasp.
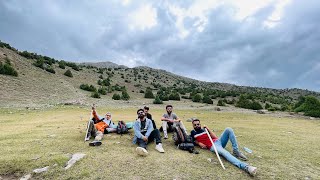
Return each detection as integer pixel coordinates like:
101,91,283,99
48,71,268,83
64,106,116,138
205,128,225,170
84,105,94,141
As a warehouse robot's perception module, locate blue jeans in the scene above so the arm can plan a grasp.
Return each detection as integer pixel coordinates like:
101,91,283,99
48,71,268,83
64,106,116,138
210,128,247,170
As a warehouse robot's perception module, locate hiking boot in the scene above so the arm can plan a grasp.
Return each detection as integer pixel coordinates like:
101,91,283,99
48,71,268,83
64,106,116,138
89,141,102,146
155,143,165,153
245,165,257,176
233,150,248,161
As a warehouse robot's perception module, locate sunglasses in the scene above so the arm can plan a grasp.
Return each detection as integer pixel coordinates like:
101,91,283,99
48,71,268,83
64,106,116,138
193,123,201,126
138,112,144,114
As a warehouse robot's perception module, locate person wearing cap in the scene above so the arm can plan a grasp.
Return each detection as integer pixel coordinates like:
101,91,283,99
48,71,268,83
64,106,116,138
160,105,187,139
84,105,117,146
144,106,157,129
133,108,165,156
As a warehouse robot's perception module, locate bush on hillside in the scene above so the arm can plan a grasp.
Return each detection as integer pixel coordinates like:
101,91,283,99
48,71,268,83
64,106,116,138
0,60,18,77
236,95,263,110
58,61,66,69
80,84,96,92
121,90,130,100
169,92,180,101
294,96,320,117
217,99,225,106
45,66,55,74
98,87,107,95
91,91,101,98
153,96,163,104
112,93,121,100
203,95,213,104
64,69,73,77
192,94,202,102
144,88,154,98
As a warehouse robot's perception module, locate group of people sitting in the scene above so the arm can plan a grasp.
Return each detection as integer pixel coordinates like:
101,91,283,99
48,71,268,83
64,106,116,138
84,104,257,176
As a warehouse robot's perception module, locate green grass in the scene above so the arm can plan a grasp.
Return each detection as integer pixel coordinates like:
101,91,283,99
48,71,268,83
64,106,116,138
0,106,319,179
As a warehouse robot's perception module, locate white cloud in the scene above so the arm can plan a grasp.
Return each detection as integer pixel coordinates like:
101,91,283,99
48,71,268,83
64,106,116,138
128,4,157,31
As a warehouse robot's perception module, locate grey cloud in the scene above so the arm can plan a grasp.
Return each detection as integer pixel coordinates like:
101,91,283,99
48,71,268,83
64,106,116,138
0,0,319,91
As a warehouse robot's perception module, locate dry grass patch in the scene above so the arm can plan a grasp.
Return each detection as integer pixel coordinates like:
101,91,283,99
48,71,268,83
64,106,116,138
0,106,319,179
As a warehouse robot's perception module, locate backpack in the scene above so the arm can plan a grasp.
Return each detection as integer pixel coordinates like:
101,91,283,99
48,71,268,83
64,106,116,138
172,124,197,153
117,121,128,135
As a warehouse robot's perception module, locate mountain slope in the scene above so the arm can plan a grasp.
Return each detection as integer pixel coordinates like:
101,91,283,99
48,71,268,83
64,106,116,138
0,45,319,108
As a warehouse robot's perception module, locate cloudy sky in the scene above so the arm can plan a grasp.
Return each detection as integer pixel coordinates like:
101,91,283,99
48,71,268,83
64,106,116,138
1,0,319,92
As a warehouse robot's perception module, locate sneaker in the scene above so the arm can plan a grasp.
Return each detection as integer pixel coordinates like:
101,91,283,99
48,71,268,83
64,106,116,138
233,150,248,161
136,147,148,156
155,143,165,153
84,137,90,141
89,141,102,146
163,133,168,139
245,165,257,176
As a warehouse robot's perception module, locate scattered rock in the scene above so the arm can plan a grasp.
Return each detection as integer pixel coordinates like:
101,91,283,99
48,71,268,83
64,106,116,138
214,107,221,111
65,153,86,170
48,134,56,138
20,174,32,180
256,110,266,114
9,111,13,114
31,156,41,160
33,166,49,173
287,131,293,134
310,117,315,120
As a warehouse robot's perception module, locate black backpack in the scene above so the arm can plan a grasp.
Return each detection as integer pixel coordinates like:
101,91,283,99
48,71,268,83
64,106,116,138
117,121,128,135
172,124,197,153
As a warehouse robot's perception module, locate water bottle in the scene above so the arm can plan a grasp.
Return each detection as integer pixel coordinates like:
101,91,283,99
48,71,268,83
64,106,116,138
243,147,252,153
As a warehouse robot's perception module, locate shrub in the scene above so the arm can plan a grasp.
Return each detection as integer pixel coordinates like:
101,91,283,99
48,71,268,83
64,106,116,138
192,94,202,102
58,61,66,69
112,93,121,100
33,58,45,69
91,91,101,98
217,99,225,106
203,96,213,104
0,61,18,77
139,90,145,93
45,66,55,74
121,90,130,100
294,96,320,117
64,69,73,77
80,84,96,92
144,88,154,98
153,96,163,104
98,87,107,95
169,92,180,101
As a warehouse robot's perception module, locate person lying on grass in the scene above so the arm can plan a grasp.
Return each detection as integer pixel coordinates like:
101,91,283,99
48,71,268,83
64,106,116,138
133,108,165,156
190,119,257,176
160,105,188,139
84,105,118,146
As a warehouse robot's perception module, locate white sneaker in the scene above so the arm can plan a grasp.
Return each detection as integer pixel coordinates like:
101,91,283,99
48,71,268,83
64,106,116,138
136,147,148,156
164,133,168,139
245,165,257,176
155,143,165,153
84,137,90,141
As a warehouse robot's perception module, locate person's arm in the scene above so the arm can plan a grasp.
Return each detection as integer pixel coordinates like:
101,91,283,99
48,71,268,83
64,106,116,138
92,106,102,123
203,126,218,139
161,114,173,123
144,119,154,138
173,114,181,122
133,121,143,139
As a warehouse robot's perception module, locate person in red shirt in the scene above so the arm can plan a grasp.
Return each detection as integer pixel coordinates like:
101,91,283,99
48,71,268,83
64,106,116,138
190,119,257,176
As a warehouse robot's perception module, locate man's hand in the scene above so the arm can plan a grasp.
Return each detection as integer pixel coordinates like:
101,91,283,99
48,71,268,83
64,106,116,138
142,136,148,142
203,125,207,129
91,104,96,111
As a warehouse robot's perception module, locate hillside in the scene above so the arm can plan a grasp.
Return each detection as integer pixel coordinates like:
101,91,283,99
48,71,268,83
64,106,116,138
1,41,320,109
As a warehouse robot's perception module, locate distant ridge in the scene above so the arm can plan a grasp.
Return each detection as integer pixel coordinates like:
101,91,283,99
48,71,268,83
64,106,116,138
80,61,128,68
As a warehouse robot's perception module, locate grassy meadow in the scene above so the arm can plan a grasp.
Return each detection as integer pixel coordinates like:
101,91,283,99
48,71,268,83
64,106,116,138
0,106,319,179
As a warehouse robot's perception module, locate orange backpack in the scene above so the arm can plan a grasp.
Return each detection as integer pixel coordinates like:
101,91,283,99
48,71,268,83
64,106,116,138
95,121,109,132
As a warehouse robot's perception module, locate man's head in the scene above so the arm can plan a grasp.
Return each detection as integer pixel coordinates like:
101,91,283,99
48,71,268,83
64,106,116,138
105,112,112,120
192,119,201,130
137,109,145,119
144,106,149,113
166,105,173,114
